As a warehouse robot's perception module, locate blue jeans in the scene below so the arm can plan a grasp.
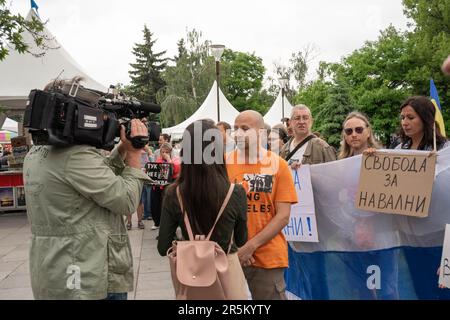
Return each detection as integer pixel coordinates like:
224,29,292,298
104,292,128,300
141,185,152,219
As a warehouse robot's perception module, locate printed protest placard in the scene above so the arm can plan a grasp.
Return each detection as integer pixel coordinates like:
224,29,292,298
356,151,436,217
144,162,173,186
283,165,319,242
439,224,450,289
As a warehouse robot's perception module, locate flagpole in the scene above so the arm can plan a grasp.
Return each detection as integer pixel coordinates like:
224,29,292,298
433,122,437,152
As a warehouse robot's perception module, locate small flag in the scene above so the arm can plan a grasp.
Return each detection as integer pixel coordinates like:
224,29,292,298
30,0,39,15
430,79,446,137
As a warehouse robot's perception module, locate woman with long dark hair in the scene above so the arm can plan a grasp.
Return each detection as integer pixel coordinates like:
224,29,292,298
157,119,248,299
396,96,449,299
396,96,449,150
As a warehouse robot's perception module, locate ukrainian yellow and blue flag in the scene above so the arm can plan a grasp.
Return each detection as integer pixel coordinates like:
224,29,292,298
430,79,446,137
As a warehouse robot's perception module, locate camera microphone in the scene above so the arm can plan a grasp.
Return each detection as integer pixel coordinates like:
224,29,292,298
99,98,161,114
133,101,161,114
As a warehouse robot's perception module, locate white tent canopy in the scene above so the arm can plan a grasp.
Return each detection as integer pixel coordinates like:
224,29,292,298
0,9,107,114
263,91,293,127
162,81,240,140
1,118,18,133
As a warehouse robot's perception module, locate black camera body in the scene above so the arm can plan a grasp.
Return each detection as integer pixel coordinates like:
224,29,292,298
23,84,161,150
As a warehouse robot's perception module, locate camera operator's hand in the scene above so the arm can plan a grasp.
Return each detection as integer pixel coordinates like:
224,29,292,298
118,119,148,169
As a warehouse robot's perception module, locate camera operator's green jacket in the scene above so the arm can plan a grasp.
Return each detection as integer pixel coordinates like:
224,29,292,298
23,145,151,300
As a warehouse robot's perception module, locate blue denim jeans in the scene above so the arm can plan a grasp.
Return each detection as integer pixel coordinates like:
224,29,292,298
141,185,152,219
104,292,128,300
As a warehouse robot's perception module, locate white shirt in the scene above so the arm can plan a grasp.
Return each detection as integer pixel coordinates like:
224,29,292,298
288,139,309,164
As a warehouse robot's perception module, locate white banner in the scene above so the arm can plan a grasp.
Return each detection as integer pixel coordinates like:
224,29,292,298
283,165,319,242
439,224,450,288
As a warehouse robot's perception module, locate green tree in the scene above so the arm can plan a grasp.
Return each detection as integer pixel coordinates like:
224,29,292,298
174,38,187,63
221,49,266,113
159,29,270,127
324,26,413,144
402,0,450,133
0,1,47,60
294,78,333,116
128,25,168,106
268,45,317,103
289,44,317,91
314,84,355,148
292,0,450,145
159,29,214,127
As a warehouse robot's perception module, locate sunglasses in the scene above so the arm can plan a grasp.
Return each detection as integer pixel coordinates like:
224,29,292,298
344,127,365,135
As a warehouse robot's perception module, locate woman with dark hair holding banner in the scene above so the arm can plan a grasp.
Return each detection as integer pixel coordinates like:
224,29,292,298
394,96,449,299
395,96,449,151
157,120,249,299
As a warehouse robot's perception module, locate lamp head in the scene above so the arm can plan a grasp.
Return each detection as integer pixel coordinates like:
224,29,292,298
210,44,225,61
278,77,288,89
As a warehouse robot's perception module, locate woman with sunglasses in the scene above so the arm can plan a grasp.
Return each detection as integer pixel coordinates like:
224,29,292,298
338,112,400,299
338,111,381,159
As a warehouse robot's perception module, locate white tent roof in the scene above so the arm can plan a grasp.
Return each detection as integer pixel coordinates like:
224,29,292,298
162,81,239,139
1,118,18,133
0,9,107,109
263,91,293,127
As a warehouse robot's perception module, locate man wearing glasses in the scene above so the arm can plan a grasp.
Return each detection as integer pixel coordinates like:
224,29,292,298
280,105,336,167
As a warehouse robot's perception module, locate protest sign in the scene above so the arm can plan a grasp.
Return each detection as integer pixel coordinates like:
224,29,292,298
283,165,319,242
144,162,173,186
356,152,436,217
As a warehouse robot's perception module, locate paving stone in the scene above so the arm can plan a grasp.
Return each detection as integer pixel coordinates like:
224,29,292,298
0,211,174,300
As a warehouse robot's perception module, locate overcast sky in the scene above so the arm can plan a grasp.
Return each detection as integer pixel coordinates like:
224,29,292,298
11,0,410,88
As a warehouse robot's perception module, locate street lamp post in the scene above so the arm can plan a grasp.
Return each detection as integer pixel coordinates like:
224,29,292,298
210,44,225,122
278,77,288,123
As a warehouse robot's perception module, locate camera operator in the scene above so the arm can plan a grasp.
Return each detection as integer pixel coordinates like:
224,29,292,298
24,118,151,300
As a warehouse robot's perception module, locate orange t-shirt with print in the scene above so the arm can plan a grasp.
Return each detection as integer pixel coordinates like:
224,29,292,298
226,150,298,269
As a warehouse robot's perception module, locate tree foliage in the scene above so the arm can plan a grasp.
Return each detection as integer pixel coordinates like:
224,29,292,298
159,29,269,127
314,84,355,149
221,50,266,113
329,26,413,144
402,0,450,132
0,0,48,61
292,1,450,146
128,25,168,106
158,29,214,127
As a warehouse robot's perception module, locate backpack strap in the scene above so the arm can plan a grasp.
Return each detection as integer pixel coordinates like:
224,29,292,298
176,187,194,241
176,184,235,242
227,230,234,255
206,184,235,241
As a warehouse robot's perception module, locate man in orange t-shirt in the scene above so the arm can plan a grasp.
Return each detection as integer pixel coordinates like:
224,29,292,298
226,110,297,300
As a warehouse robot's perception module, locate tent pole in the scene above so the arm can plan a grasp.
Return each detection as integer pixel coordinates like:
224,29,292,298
216,61,221,122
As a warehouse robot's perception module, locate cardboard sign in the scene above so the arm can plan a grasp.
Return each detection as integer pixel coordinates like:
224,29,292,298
439,224,450,289
144,162,173,186
356,152,436,217
283,165,319,242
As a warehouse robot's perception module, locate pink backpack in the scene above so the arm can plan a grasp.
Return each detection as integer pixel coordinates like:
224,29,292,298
167,184,235,300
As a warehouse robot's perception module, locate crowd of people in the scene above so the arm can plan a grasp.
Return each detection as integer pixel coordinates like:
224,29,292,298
21,55,450,300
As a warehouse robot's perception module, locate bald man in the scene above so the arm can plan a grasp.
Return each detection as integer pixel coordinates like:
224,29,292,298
226,110,298,300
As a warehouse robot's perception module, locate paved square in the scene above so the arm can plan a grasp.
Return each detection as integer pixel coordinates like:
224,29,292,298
0,212,173,300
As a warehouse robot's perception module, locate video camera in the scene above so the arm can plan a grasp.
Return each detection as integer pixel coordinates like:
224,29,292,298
23,78,162,150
